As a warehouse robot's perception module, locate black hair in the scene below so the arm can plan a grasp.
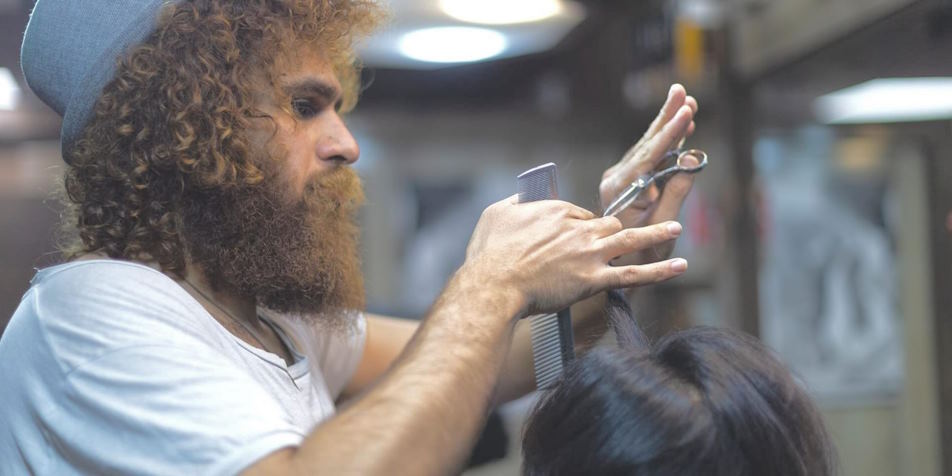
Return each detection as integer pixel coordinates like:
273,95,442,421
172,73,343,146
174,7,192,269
521,290,836,476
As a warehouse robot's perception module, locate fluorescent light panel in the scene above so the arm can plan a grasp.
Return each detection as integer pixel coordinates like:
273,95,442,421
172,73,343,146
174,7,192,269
0,67,21,111
815,78,952,124
439,0,563,25
398,27,508,63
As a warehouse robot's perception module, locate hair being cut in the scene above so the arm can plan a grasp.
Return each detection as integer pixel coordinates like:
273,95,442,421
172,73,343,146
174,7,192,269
62,0,383,276
521,290,837,476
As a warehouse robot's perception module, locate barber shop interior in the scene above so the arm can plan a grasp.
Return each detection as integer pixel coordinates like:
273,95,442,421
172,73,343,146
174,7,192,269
0,0,951,475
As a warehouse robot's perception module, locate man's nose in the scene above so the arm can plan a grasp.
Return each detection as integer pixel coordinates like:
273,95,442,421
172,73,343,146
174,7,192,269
317,117,360,165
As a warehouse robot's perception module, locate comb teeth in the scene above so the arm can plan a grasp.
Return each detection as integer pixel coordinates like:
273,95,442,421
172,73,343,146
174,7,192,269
529,313,564,388
517,162,574,390
517,163,559,202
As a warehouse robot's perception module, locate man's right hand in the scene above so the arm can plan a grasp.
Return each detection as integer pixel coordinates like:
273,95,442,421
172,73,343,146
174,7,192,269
463,194,687,318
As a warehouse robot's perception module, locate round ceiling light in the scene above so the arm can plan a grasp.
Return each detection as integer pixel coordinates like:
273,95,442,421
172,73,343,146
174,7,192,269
398,27,508,63
439,0,564,25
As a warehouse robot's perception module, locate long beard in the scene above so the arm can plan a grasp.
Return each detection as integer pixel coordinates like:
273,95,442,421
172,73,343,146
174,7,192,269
181,166,365,329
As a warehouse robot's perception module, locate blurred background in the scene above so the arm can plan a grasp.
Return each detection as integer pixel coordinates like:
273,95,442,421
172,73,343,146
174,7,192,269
1,0,951,474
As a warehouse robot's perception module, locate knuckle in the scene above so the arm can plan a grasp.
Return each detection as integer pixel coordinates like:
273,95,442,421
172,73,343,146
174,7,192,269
545,202,564,216
576,207,596,220
584,220,606,237
590,219,621,239
624,267,643,284
625,229,645,248
604,216,624,234
579,219,597,235
557,203,577,218
614,230,634,250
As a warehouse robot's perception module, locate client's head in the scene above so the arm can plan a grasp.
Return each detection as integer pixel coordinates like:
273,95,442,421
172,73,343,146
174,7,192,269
522,291,836,476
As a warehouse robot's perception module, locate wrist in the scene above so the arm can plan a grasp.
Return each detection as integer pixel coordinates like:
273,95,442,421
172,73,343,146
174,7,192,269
454,259,529,323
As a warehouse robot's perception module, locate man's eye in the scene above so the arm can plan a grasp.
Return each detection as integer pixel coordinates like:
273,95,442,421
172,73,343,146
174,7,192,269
292,99,318,118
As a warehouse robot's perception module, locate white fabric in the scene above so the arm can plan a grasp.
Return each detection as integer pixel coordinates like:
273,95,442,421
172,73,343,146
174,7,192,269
0,259,366,475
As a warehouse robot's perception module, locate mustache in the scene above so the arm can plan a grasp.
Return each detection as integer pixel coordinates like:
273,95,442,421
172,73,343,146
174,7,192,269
301,166,365,212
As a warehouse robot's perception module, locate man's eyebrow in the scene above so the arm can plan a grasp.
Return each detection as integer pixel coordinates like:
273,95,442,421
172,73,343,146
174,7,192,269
282,79,342,104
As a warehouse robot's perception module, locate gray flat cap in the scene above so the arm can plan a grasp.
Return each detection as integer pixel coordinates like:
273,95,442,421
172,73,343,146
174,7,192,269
21,0,177,153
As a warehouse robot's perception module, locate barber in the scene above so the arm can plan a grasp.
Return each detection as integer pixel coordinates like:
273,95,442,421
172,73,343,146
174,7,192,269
0,1,698,474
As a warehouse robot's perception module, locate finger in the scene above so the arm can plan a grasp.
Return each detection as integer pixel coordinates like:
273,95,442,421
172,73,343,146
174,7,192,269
597,221,682,258
644,105,694,170
685,95,698,115
601,258,688,289
606,86,691,197
586,215,624,237
677,96,698,147
515,199,596,221
674,121,696,150
570,206,598,220
609,105,694,196
645,84,687,142
612,85,688,175
651,159,698,223
553,200,597,220
620,84,689,166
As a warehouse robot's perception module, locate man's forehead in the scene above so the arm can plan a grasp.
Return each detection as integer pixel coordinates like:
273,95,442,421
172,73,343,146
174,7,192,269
275,53,343,95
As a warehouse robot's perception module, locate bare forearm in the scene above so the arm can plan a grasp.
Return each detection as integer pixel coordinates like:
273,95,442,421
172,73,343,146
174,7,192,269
285,265,525,475
346,293,610,407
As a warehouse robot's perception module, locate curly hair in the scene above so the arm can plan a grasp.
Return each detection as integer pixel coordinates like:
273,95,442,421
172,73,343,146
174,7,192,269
62,0,384,276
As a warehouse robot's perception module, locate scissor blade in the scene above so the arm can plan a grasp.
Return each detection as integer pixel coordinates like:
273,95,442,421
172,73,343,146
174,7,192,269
604,181,645,217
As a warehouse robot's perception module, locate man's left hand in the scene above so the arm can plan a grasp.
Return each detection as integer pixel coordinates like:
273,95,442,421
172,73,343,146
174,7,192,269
599,84,699,265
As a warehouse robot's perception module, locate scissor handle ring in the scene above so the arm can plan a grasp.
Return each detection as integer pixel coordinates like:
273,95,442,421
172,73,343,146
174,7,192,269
675,149,708,171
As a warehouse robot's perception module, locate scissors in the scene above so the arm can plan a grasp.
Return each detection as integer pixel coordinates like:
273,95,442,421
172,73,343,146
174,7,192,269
602,148,708,217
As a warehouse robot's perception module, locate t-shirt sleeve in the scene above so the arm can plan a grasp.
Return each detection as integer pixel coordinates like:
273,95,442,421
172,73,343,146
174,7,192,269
54,344,303,476
317,312,366,398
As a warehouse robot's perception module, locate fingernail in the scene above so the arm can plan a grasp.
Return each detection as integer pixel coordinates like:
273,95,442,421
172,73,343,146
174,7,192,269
671,258,688,272
666,222,683,236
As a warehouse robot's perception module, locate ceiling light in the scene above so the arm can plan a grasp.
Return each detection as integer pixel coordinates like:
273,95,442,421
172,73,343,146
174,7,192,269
815,78,952,124
0,68,21,111
440,0,563,25
399,27,508,63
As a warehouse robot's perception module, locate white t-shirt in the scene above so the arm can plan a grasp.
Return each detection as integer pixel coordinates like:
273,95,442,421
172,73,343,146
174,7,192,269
0,259,366,475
